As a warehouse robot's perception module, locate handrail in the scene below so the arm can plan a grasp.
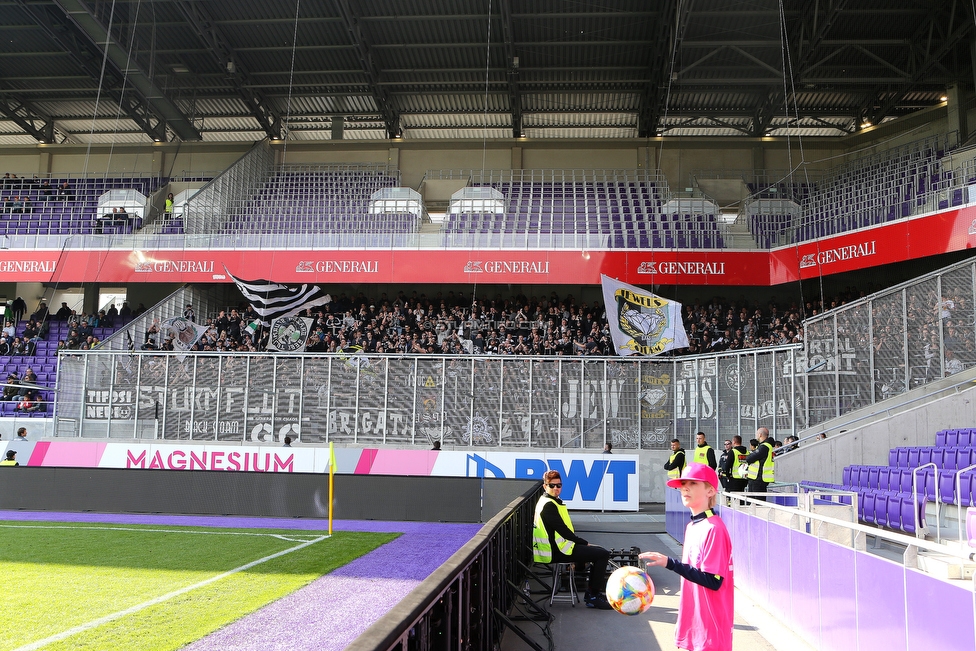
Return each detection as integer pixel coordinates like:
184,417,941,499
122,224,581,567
956,463,976,543
913,463,938,542
345,482,543,651
729,487,974,563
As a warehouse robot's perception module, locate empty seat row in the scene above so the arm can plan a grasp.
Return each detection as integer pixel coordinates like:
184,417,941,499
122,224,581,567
887,446,976,470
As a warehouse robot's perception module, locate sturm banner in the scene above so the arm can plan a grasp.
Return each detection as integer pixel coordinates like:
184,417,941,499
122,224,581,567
10,441,638,511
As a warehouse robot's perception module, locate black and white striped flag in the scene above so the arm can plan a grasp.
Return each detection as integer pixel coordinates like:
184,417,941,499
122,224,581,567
227,271,332,326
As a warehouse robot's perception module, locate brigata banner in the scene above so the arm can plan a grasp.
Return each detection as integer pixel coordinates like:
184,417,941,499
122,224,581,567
9,441,637,510
4,202,974,285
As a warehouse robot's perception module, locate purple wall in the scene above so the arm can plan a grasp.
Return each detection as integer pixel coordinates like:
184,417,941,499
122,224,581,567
724,507,976,651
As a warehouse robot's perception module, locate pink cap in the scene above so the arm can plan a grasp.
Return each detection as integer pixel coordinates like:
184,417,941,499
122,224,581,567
666,462,719,490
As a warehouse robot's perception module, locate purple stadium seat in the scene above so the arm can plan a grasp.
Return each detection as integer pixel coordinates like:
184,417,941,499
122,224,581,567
843,466,854,486
959,430,975,447
939,470,958,504
918,448,933,466
907,447,921,468
931,448,947,468
936,430,949,446
878,467,892,490
862,492,878,524
867,466,881,489
896,447,910,468
888,449,899,467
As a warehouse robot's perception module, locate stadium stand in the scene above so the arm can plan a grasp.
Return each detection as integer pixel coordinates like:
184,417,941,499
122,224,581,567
0,175,160,236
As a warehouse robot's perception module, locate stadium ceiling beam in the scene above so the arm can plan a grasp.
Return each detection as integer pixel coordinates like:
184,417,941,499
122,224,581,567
332,0,401,139
172,0,282,140
870,4,973,124
17,0,200,142
498,0,522,138
638,0,688,138
751,87,783,137
0,84,56,143
793,0,849,74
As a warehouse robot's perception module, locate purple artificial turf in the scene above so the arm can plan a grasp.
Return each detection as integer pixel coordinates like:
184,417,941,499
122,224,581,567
0,511,481,651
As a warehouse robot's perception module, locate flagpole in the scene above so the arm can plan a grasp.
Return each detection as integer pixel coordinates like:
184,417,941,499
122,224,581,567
328,441,335,536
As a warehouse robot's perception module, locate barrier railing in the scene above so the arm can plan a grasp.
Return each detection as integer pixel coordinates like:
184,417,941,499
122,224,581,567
345,483,542,651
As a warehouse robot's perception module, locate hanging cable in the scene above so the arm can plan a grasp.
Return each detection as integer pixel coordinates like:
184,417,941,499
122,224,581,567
275,0,303,217
481,0,494,175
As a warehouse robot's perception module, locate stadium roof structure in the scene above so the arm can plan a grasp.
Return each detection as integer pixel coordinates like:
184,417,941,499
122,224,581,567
0,0,973,145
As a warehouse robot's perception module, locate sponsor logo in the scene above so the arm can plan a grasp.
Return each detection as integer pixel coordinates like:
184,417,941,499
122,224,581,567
464,260,550,274
968,219,976,235
637,261,725,275
134,260,215,273
0,260,56,273
295,260,379,273
798,241,876,269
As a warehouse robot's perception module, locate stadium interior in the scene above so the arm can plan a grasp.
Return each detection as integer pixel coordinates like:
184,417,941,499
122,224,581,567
1,2,976,650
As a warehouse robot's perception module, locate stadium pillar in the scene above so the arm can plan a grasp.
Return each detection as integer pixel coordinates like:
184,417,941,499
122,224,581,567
947,84,968,141
37,150,52,175
332,116,344,140
511,145,522,170
83,284,99,317
388,146,399,171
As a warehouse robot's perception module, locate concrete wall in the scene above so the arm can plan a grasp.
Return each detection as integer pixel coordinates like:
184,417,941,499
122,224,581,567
776,372,976,486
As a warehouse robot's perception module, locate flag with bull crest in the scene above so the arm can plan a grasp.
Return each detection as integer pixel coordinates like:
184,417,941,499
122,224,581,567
601,275,689,356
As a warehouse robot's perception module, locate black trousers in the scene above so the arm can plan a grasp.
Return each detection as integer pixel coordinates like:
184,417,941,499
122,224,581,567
747,479,768,501
563,544,611,595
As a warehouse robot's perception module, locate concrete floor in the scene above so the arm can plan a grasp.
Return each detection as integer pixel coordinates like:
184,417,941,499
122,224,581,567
501,508,817,651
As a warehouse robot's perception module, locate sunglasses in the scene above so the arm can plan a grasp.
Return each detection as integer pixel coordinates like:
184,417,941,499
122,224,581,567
548,483,562,488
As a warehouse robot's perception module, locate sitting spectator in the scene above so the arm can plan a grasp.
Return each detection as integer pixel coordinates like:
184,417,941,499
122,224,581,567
14,390,40,413
21,320,37,340
0,337,9,356
39,180,53,197
19,367,37,394
30,301,48,322
77,319,93,339
55,302,71,321
57,181,74,200
2,372,20,400
119,301,132,317
2,321,14,339
10,337,27,356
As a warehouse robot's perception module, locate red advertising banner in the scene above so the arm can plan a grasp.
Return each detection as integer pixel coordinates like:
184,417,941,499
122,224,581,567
3,204,975,286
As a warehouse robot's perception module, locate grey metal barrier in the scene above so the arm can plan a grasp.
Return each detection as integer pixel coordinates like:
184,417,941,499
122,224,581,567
54,346,803,449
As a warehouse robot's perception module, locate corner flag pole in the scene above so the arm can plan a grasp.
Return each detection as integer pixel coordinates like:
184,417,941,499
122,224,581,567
328,442,335,536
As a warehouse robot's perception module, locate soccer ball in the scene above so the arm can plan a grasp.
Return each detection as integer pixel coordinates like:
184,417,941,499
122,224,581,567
605,565,655,615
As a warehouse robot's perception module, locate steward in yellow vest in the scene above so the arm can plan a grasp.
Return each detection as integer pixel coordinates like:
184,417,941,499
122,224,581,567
532,470,613,608
745,428,775,499
0,450,18,466
692,432,717,470
664,439,686,481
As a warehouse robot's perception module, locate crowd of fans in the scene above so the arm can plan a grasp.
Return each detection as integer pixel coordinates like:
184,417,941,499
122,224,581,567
144,288,869,357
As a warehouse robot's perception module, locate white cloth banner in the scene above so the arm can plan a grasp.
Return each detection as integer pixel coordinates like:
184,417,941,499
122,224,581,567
600,274,689,356
160,316,209,361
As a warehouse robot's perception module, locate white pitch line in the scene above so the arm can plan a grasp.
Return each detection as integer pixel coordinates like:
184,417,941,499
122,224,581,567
12,534,328,651
0,523,329,542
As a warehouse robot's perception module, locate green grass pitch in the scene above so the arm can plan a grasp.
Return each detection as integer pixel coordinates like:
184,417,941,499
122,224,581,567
0,521,397,651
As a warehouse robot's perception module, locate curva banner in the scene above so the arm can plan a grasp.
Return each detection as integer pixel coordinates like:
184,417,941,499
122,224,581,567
13,441,638,511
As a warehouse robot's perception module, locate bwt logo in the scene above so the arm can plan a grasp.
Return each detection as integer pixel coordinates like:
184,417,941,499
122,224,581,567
465,454,635,502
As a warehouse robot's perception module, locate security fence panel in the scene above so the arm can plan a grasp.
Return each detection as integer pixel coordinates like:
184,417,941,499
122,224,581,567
328,354,361,444
272,356,304,444
300,357,331,444
110,353,140,438
740,352,756,440
442,358,474,445
940,267,976,374
188,356,221,441
137,355,169,439
243,356,277,444
499,358,531,446
415,358,447,446
529,359,560,448
558,360,586,447
384,357,416,444
772,350,799,438
640,359,675,449
716,355,742,443
804,316,839,427
79,352,114,438
906,277,940,387
872,291,907,402
582,360,609,449
607,359,641,450
467,358,499,446
833,304,872,414
213,356,247,442
161,357,194,440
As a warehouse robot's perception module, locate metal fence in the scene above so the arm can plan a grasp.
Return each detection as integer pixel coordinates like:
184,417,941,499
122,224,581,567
803,255,976,427
54,346,803,448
